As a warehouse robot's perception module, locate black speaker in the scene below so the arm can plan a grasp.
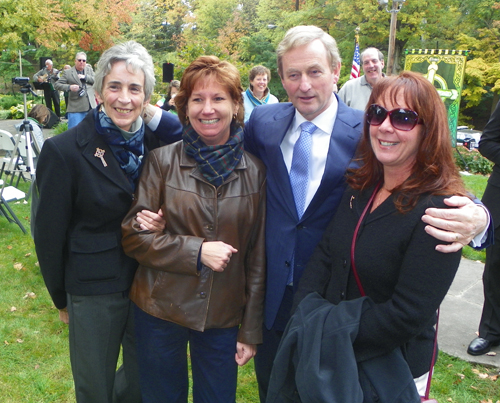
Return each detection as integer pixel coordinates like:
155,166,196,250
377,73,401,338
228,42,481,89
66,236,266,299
162,63,174,83
44,110,60,129
39,57,52,70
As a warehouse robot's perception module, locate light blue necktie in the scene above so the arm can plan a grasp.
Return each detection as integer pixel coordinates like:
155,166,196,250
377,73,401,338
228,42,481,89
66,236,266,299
289,122,317,219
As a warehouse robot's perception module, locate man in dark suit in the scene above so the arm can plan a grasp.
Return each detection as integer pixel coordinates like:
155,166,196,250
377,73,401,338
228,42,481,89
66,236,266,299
467,101,500,355
244,25,491,402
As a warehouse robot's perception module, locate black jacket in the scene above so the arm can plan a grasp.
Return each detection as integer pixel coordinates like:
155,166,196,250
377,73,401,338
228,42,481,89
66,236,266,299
295,187,462,377
34,110,182,309
267,293,420,403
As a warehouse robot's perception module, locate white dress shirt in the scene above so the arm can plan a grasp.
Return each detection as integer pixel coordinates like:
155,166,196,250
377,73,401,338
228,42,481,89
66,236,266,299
280,96,338,210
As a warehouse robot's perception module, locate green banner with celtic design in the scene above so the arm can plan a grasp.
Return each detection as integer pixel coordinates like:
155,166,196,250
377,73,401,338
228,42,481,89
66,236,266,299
404,49,468,146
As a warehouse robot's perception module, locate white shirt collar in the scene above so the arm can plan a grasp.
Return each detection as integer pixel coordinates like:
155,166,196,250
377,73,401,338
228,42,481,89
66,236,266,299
291,94,338,135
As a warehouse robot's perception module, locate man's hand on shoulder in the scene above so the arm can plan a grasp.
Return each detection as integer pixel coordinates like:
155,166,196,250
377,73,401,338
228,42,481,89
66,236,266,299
422,196,488,253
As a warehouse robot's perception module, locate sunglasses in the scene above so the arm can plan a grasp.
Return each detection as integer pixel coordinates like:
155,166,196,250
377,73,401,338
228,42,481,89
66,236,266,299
77,59,86,62
366,104,422,131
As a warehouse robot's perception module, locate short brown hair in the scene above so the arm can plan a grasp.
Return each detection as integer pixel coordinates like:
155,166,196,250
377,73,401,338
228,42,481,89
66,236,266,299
175,56,244,126
348,70,467,212
249,65,271,83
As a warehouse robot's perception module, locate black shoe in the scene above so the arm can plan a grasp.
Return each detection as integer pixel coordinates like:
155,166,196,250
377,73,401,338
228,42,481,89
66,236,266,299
467,337,499,356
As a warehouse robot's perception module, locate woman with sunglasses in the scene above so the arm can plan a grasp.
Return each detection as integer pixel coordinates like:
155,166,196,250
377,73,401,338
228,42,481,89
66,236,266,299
292,71,468,399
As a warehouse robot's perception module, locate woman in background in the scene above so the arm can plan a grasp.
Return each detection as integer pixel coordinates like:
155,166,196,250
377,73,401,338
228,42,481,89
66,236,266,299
242,65,278,122
161,79,180,114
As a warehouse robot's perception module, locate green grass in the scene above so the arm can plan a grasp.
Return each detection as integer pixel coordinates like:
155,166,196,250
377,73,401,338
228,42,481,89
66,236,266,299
1,176,498,401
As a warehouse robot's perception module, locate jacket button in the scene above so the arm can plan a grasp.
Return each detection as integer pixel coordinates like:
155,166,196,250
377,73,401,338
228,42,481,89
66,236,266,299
340,292,345,300
297,224,304,230
199,292,206,299
285,261,291,267
217,192,222,197
343,259,347,268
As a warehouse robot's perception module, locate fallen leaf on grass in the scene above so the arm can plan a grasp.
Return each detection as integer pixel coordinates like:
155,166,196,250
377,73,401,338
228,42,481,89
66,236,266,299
490,374,499,381
24,253,31,257
456,373,465,379
14,262,24,271
35,262,39,267
7,245,12,249
10,306,16,312
4,340,9,345
34,364,40,370
16,339,23,343
471,385,478,390
486,351,497,356
23,292,36,299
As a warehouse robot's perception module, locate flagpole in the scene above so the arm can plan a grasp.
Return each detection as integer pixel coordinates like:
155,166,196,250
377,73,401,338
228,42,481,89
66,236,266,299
349,27,361,80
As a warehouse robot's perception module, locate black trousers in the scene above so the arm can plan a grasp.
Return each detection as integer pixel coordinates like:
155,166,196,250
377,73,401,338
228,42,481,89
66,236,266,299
43,89,60,117
478,183,500,341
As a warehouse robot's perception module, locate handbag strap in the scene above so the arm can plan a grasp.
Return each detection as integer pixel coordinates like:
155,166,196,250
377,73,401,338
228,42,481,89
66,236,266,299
423,309,439,399
350,181,381,297
350,182,439,399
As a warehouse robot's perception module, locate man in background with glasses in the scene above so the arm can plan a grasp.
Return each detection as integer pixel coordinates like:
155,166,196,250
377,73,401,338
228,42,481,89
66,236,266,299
338,47,385,111
55,52,97,129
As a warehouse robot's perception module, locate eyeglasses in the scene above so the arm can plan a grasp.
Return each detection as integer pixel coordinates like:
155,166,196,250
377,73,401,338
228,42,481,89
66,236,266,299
77,59,86,62
366,104,422,131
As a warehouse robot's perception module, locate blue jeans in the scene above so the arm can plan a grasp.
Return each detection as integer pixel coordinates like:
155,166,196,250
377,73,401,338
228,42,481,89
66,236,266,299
67,112,88,129
134,305,239,403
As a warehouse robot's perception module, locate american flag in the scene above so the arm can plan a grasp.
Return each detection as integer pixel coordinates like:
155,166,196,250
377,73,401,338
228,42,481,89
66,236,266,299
350,41,360,80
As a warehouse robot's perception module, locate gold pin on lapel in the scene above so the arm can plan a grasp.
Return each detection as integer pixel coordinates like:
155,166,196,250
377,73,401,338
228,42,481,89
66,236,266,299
94,148,108,167
350,195,355,209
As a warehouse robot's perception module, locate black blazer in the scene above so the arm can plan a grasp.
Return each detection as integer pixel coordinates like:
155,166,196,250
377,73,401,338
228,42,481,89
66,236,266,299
34,110,182,309
295,187,462,377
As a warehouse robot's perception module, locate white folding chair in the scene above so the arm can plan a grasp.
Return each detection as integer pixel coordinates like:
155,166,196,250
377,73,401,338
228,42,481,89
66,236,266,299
0,179,27,233
0,129,17,179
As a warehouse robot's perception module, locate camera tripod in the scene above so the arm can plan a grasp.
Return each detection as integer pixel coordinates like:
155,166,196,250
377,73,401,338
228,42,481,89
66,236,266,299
0,79,38,233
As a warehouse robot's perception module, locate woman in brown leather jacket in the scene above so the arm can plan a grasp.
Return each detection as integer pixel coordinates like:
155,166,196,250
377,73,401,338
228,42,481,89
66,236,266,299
121,56,266,403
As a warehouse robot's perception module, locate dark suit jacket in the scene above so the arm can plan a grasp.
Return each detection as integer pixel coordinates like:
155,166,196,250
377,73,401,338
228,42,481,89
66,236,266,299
34,109,182,309
479,100,500,227
244,97,364,329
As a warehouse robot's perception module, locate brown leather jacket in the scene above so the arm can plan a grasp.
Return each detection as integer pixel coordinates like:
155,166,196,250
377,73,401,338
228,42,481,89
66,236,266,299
122,141,266,344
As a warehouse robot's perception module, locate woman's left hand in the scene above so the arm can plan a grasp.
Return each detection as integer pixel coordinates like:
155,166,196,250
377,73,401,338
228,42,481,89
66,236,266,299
136,209,166,232
235,342,256,366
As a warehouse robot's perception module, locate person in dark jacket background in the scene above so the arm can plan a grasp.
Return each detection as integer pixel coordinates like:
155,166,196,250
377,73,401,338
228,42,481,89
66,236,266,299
467,101,500,356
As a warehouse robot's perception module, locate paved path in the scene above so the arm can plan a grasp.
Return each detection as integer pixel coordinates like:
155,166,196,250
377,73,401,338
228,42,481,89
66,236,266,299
440,257,500,367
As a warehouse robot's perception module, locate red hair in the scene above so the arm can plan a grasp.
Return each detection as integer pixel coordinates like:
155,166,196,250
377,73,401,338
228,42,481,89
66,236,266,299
348,71,467,212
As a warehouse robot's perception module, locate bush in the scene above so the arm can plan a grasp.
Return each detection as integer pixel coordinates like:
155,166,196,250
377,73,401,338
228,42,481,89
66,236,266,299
0,94,25,110
454,146,493,175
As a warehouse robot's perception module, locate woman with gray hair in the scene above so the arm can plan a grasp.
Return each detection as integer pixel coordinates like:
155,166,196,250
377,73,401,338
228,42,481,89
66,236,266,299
33,41,182,403
242,65,279,122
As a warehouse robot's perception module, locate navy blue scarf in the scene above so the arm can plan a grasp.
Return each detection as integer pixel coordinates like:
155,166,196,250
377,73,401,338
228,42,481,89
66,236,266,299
94,108,145,189
183,122,244,187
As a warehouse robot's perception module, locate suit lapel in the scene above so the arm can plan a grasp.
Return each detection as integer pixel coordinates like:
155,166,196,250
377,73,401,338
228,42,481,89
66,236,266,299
302,99,363,221
266,105,299,220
